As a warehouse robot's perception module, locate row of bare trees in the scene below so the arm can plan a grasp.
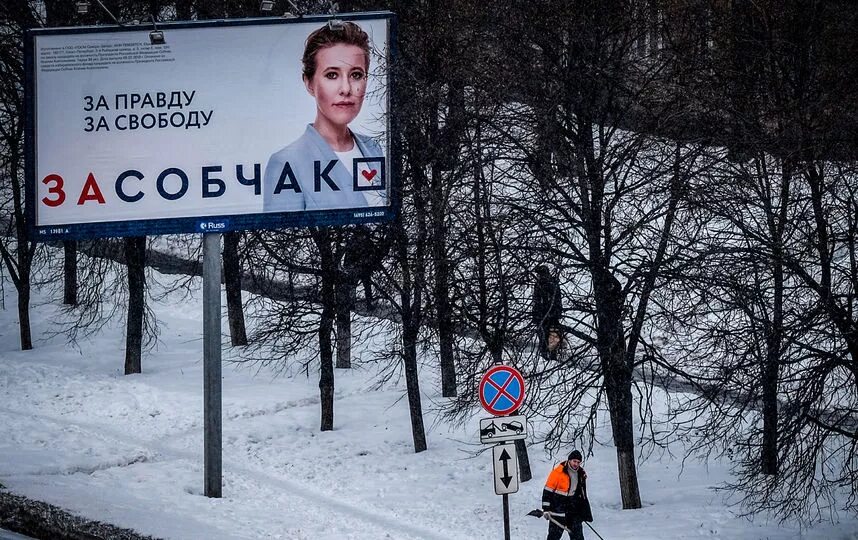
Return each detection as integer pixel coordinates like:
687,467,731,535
1,0,856,522
405,0,858,519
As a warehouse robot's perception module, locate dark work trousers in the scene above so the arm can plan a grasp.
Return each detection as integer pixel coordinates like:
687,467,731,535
547,519,584,540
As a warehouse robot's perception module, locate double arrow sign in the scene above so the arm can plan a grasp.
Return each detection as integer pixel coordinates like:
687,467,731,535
492,443,519,495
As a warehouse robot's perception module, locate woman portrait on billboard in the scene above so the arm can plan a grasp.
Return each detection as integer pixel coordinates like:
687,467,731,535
263,20,386,212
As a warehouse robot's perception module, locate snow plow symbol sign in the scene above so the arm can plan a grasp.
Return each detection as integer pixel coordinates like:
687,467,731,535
478,365,525,416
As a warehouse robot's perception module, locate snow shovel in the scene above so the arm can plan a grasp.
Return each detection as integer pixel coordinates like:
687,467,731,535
526,509,606,540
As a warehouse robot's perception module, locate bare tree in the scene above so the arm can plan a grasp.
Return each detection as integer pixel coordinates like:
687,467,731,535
223,231,248,346
485,0,712,509
124,236,146,374
0,1,47,350
650,0,858,521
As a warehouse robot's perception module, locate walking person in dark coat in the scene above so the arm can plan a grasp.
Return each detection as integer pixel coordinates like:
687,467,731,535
532,265,563,359
541,450,593,540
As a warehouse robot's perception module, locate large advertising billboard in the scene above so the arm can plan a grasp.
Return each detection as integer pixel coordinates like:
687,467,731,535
25,13,396,240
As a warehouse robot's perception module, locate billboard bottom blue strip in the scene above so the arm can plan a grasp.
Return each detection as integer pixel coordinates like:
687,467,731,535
31,208,396,241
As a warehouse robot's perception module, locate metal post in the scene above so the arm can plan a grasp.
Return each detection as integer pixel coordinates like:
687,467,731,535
203,232,222,498
503,493,510,540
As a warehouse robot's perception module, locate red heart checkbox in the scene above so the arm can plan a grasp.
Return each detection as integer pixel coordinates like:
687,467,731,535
361,169,378,182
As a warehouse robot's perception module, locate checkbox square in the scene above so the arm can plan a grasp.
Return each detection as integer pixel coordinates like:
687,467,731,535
353,157,386,191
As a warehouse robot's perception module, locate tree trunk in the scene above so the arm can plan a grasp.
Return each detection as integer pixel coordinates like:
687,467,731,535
124,236,146,375
335,278,353,369
63,240,77,305
17,280,32,351
316,230,336,431
514,437,532,483
430,164,455,396
760,160,788,476
761,343,779,475
596,273,642,509
360,273,374,310
222,231,247,346
396,203,428,453
427,86,457,398
7,141,32,351
434,236,457,397
613,432,642,509
604,369,642,509
319,298,335,431
403,322,427,453
574,102,642,509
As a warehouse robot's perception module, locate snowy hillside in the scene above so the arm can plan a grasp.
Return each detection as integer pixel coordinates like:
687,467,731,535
0,270,856,540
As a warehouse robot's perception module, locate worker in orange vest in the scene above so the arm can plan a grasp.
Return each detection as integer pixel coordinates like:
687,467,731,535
541,450,593,540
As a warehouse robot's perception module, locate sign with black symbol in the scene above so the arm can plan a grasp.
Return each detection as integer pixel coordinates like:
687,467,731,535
479,415,527,444
492,443,519,495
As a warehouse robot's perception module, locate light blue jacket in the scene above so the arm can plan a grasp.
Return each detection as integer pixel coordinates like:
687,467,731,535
262,124,384,212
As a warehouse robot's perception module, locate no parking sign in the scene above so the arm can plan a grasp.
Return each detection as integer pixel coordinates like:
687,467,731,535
479,365,525,416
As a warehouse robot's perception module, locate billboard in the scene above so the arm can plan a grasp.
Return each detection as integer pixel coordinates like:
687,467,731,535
25,13,396,240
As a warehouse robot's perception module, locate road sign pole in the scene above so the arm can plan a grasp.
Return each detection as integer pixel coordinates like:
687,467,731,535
502,493,510,540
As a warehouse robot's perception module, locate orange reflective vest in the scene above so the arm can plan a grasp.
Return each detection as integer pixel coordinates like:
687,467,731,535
541,463,587,520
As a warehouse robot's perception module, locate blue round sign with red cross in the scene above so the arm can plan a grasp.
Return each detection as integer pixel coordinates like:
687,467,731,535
479,365,526,416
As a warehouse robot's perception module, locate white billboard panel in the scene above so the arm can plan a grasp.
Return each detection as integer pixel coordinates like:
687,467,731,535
26,14,395,239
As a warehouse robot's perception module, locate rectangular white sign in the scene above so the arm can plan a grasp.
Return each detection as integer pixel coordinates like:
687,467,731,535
26,14,395,239
480,415,527,444
492,443,519,495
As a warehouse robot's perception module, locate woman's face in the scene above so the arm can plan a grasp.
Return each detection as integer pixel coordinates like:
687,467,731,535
305,44,368,129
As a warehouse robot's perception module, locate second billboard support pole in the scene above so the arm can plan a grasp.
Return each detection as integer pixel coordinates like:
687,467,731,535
203,232,222,498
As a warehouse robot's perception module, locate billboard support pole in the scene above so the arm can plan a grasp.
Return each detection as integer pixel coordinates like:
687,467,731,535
203,232,222,498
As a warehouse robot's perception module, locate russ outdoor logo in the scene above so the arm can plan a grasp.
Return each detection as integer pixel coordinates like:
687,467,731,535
199,220,227,231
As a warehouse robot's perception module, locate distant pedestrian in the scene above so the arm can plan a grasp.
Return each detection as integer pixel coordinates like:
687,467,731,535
541,450,593,540
532,265,563,359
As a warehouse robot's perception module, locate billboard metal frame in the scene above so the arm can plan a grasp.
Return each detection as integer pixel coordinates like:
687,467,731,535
24,11,399,241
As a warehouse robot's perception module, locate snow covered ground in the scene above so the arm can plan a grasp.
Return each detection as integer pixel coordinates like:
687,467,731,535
1,269,856,540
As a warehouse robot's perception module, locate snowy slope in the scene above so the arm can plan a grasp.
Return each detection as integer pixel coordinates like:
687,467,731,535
0,270,856,540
